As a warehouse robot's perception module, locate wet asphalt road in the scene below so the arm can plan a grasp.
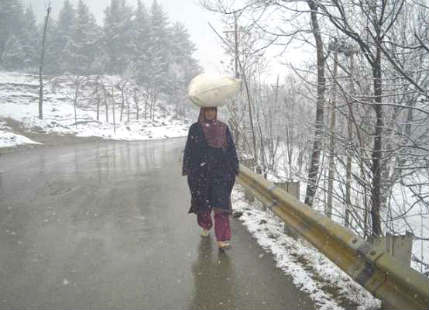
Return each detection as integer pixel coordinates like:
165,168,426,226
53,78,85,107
0,140,315,310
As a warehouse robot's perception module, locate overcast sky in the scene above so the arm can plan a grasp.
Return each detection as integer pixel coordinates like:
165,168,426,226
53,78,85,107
26,0,308,82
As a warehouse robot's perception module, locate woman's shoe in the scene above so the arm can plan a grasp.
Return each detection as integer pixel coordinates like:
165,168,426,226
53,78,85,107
217,241,231,249
201,229,210,237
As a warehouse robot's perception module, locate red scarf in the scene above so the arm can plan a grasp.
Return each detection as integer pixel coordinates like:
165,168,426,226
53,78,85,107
198,108,227,148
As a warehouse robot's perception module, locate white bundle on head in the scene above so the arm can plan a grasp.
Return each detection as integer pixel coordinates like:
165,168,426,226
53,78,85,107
188,73,241,107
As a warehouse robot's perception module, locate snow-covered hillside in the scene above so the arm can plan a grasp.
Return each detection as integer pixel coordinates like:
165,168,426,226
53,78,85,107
0,72,191,148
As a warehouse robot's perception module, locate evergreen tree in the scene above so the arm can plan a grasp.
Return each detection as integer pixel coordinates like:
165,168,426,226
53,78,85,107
167,22,201,115
47,0,76,73
67,0,101,75
103,0,134,74
58,0,75,38
169,22,199,81
130,0,150,84
19,6,40,69
130,0,200,109
0,0,24,68
2,4,39,71
0,0,200,102
146,0,172,93
43,11,59,74
2,35,25,70
134,0,150,50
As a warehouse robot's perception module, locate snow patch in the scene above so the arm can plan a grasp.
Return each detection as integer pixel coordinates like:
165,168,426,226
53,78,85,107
0,121,41,148
0,72,191,143
232,188,382,310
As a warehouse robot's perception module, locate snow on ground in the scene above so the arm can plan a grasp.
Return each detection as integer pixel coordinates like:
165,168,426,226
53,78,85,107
0,121,41,148
232,187,382,310
0,72,38,85
0,72,190,144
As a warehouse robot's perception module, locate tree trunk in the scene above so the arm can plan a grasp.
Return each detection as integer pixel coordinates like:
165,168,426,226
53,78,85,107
96,77,100,121
370,44,383,237
134,89,139,121
112,87,116,134
326,48,338,218
103,86,109,123
120,85,125,122
73,78,80,129
344,54,354,228
150,92,154,121
127,90,130,123
144,94,148,120
239,65,258,171
38,6,51,120
305,0,326,207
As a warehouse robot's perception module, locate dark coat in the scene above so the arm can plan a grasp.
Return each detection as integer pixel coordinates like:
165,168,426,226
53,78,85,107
182,122,239,214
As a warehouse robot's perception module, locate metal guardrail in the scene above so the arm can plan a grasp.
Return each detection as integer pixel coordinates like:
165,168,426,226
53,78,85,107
237,164,429,310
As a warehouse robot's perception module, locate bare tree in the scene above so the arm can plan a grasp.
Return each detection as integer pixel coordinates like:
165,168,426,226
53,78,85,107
326,39,339,219
111,87,116,134
38,5,51,120
317,0,408,237
302,0,327,207
133,88,140,120
118,80,128,122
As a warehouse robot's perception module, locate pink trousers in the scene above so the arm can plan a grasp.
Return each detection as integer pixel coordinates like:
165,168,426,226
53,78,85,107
197,210,231,242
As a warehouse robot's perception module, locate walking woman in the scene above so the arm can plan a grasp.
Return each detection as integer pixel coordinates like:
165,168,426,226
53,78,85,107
182,107,239,250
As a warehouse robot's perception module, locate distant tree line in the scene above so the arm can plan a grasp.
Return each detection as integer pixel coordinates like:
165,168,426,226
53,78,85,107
0,0,40,70
0,0,201,114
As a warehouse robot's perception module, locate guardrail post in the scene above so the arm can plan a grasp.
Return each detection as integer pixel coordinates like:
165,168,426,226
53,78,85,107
241,158,256,203
273,181,301,240
373,232,414,267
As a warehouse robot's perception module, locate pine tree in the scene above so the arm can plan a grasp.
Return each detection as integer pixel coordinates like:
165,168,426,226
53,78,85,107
2,35,25,70
20,6,40,69
67,0,101,75
169,22,199,81
129,0,199,117
130,0,150,84
134,0,150,51
0,0,24,68
168,22,201,115
103,0,134,74
58,0,76,37
146,0,172,93
2,4,40,71
48,0,76,74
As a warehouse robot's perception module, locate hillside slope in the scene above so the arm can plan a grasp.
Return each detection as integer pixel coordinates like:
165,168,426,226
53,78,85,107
0,72,191,149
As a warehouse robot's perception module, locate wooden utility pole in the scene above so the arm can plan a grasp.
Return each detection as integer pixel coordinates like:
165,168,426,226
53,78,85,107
38,5,51,120
327,38,359,225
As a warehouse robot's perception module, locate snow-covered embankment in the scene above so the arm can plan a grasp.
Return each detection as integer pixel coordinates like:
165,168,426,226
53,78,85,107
0,72,190,148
